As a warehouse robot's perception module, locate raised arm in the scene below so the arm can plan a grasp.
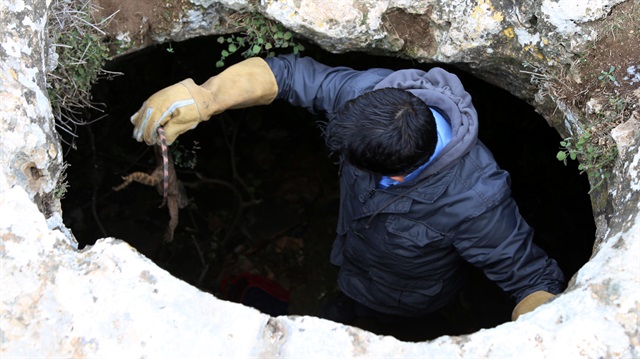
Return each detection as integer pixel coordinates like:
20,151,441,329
130,57,278,145
265,54,392,115
130,54,391,145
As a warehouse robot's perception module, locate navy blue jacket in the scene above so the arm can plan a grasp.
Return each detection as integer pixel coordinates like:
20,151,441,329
266,54,565,316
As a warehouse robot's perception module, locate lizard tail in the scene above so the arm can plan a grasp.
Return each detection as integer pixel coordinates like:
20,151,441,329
157,126,169,208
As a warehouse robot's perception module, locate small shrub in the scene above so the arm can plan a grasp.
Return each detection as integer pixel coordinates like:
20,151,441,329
216,13,305,68
556,128,617,191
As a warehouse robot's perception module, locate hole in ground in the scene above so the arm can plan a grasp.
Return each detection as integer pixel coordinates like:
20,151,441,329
61,36,595,341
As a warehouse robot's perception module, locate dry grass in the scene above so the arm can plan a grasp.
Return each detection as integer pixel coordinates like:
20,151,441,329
46,0,120,147
529,0,639,191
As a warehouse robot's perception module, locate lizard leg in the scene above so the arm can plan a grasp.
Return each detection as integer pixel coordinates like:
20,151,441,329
113,172,159,191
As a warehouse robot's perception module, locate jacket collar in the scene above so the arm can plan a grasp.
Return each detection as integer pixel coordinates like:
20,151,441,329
343,163,455,221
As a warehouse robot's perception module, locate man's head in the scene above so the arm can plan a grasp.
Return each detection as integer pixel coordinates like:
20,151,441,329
324,88,437,176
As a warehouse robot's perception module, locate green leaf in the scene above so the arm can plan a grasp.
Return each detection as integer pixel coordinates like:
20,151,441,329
264,43,273,50
570,153,577,160
578,164,584,171
216,60,225,68
283,31,292,40
221,50,229,57
560,141,567,147
556,151,567,161
228,44,237,53
252,44,262,54
217,36,225,44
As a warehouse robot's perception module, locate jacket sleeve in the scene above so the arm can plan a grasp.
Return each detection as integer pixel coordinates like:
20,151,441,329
264,54,392,114
452,194,565,303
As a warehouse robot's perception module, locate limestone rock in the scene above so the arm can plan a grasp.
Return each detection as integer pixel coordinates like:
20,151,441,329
95,0,627,98
1,0,64,216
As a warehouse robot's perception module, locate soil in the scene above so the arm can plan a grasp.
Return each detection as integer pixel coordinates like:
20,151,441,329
569,0,640,103
382,7,436,56
549,0,640,166
92,0,189,50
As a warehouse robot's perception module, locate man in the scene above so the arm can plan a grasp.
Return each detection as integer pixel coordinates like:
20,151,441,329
130,54,565,323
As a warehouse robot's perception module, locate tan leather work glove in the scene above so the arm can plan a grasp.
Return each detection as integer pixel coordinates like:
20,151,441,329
131,57,278,145
512,291,555,320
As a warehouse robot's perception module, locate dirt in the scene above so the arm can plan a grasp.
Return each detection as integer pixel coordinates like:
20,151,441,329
382,7,436,56
92,0,188,50
549,0,640,163
571,0,640,101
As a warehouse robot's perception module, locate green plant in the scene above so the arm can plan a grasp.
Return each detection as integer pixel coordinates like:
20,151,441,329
113,36,134,55
216,13,305,68
46,0,118,145
53,165,69,199
597,65,616,83
54,179,70,199
171,140,200,169
556,129,617,191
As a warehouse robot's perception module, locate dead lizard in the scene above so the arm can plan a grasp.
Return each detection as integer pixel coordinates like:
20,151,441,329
113,127,188,242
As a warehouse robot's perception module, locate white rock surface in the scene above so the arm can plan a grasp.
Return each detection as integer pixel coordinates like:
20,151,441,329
1,0,63,214
2,177,638,356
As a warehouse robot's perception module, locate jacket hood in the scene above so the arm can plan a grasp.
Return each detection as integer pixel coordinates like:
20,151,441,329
373,68,479,178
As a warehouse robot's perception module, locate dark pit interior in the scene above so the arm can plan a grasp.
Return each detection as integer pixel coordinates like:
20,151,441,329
61,36,595,341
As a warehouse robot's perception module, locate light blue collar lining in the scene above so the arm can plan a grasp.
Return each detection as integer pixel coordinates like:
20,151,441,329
378,108,452,189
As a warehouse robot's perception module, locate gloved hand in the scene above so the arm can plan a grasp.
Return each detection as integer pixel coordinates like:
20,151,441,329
511,290,555,320
131,57,278,145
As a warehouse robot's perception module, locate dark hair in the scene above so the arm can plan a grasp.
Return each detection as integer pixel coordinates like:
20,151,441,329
323,88,437,176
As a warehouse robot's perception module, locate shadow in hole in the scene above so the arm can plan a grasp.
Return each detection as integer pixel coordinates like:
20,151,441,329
61,36,595,341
